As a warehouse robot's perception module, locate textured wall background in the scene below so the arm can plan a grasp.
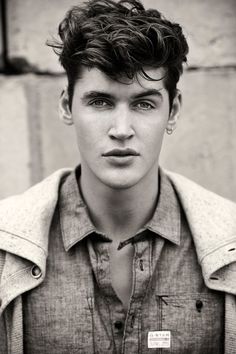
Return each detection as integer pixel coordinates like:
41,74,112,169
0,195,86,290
0,0,236,200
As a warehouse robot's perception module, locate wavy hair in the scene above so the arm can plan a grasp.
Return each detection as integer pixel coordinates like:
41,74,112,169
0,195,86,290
48,0,189,108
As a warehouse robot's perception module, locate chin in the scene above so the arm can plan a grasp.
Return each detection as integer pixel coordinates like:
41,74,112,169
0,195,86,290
104,181,137,190
98,171,143,190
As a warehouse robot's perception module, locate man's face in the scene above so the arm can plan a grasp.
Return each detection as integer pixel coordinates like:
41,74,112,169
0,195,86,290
62,67,180,189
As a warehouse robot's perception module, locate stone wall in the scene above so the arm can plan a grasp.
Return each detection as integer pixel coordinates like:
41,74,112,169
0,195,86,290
0,0,236,200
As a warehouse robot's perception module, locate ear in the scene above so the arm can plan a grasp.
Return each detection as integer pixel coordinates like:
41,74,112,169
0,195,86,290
59,88,73,125
166,90,182,134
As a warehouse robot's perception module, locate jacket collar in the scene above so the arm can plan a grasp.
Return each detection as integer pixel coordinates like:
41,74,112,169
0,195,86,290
165,170,236,294
0,168,72,275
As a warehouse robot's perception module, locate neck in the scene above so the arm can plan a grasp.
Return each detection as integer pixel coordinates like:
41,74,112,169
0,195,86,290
79,165,159,241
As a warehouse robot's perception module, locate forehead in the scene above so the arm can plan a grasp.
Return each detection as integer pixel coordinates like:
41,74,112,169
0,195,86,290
74,67,167,97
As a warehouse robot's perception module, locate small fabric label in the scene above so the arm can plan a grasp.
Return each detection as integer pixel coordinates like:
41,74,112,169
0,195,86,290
148,331,171,348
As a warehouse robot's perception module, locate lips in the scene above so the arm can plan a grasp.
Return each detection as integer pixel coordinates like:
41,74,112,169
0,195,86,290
103,148,139,157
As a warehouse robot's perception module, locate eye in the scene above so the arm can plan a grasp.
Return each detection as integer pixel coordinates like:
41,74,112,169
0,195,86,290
89,99,112,108
135,101,155,110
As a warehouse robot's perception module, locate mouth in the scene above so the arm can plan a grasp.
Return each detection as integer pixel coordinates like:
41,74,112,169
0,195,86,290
102,148,139,157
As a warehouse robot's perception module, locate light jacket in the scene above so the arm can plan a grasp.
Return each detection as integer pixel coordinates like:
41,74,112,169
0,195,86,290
0,168,236,354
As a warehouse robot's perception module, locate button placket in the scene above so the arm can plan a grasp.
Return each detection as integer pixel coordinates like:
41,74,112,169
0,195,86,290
134,242,150,288
139,259,144,271
112,307,126,341
97,243,113,294
122,241,151,350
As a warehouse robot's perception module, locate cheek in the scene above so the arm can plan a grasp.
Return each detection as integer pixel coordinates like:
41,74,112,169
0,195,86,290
74,119,103,154
141,120,167,150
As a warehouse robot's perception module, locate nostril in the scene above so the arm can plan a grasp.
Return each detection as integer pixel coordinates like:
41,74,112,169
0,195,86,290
228,248,235,252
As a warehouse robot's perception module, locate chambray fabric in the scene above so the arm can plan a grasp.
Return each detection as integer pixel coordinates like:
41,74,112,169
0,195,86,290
22,167,225,354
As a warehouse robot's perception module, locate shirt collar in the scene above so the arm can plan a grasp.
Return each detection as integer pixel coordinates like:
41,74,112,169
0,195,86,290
59,166,97,251
59,166,181,251
145,167,181,245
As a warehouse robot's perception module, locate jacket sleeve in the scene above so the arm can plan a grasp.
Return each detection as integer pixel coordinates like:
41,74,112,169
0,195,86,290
0,316,7,354
0,250,7,353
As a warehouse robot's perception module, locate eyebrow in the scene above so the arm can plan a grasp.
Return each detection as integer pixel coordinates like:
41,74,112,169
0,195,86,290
82,89,163,102
131,89,163,100
82,91,114,102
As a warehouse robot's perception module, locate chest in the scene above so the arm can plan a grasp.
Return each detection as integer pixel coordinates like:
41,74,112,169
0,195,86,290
109,240,134,310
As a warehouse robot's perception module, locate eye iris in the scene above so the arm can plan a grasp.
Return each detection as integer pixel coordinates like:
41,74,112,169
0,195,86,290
95,100,105,106
140,102,151,109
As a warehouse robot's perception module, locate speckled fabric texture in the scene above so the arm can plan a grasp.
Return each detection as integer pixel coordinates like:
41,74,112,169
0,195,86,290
0,167,236,353
22,168,225,354
166,170,236,294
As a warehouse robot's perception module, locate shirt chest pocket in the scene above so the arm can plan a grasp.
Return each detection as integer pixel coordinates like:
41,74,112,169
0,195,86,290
155,293,224,354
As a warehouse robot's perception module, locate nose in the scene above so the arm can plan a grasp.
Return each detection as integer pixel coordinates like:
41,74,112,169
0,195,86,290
108,105,134,140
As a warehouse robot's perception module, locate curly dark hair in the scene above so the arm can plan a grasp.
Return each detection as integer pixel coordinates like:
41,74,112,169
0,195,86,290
48,0,189,109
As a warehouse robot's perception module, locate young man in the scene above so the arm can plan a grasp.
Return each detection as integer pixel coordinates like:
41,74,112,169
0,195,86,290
0,0,236,353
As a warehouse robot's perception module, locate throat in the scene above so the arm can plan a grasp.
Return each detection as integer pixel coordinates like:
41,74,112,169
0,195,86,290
79,164,160,240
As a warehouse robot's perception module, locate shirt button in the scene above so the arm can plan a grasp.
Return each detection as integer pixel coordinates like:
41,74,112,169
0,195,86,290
114,321,123,330
31,265,42,279
196,299,203,312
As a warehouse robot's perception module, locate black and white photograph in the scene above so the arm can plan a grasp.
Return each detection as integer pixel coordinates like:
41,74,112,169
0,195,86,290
0,0,236,353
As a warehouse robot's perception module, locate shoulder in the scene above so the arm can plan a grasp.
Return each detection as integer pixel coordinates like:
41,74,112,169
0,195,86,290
164,170,236,294
165,169,236,214
164,168,236,250
0,168,72,213
0,168,72,253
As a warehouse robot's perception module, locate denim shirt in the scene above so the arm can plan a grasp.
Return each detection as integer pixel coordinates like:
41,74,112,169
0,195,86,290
22,167,225,354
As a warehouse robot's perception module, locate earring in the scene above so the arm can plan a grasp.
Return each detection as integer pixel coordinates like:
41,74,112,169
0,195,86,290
63,113,73,125
166,127,173,135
